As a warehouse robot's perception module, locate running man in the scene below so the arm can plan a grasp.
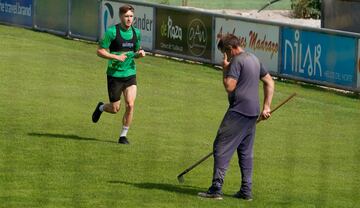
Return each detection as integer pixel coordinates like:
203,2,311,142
92,4,145,144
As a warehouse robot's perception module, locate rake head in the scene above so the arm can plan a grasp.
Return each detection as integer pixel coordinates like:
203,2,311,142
177,174,185,183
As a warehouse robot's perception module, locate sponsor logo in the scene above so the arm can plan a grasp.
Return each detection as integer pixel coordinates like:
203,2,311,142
216,27,247,49
284,30,322,78
133,13,153,32
0,0,32,16
187,18,207,57
249,31,278,59
216,27,278,59
160,16,183,40
122,42,134,48
103,3,114,32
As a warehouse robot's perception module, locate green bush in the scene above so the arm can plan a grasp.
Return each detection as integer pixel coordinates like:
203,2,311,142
159,0,170,5
291,0,321,19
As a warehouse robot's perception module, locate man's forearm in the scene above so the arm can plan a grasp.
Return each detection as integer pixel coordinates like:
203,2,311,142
222,69,228,91
263,79,274,109
97,48,116,60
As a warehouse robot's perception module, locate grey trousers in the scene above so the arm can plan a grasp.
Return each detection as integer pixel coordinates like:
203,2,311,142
211,110,257,197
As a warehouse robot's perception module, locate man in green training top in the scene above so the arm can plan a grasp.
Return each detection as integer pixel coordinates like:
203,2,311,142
92,4,145,144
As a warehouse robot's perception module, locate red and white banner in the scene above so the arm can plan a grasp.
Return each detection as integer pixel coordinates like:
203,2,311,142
214,17,279,73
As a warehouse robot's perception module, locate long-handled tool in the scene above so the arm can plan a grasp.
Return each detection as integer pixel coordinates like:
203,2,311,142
258,0,282,13
177,92,297,183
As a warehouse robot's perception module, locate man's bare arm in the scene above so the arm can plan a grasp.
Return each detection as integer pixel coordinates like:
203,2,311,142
260,73,275,119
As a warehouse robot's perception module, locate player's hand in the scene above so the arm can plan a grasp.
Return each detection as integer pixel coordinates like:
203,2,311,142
222,53,230,70
114,53,127,62
260,107,271,120
137,49,146,57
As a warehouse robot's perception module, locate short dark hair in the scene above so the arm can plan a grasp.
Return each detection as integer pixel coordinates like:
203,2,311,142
119,4,134,15
217,34,240,52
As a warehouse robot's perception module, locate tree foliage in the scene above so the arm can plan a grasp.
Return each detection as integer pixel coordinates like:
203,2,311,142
291,0,321,19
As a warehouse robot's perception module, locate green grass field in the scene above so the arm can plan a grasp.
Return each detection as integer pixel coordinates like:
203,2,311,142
143,0,292,10
1,24,360,207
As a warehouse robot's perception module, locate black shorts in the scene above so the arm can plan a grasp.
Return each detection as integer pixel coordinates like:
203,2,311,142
107,75,137,102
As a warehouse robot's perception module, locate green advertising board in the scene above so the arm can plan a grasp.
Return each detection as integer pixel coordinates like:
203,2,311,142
155,8,212,61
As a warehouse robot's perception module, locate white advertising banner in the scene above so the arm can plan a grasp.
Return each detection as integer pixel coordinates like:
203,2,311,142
215,18,279,73
358,39,360,88
101,1,154,50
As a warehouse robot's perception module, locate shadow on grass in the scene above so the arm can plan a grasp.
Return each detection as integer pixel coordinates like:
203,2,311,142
108,180,205,196
28,132,117,144
276,78,360,99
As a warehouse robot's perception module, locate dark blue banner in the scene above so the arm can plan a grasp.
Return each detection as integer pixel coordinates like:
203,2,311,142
281,28,357,87
0,0,33,26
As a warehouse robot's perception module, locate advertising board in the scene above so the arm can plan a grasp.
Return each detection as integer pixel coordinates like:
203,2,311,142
281,28,356,88
0,0,33,26
214,18,279,72
155,8,212,61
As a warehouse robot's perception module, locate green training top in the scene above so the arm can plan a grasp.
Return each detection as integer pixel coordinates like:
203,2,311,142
99,25,141,78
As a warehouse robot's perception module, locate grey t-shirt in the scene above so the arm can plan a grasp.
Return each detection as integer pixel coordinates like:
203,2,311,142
226,52,268,116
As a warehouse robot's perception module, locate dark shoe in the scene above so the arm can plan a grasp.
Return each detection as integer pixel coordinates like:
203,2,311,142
198,187,223,200
92,102,104,123
118,136,129,144
233,191,253,201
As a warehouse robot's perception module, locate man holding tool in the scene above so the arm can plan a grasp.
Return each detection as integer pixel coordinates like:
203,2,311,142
198,34,274,200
